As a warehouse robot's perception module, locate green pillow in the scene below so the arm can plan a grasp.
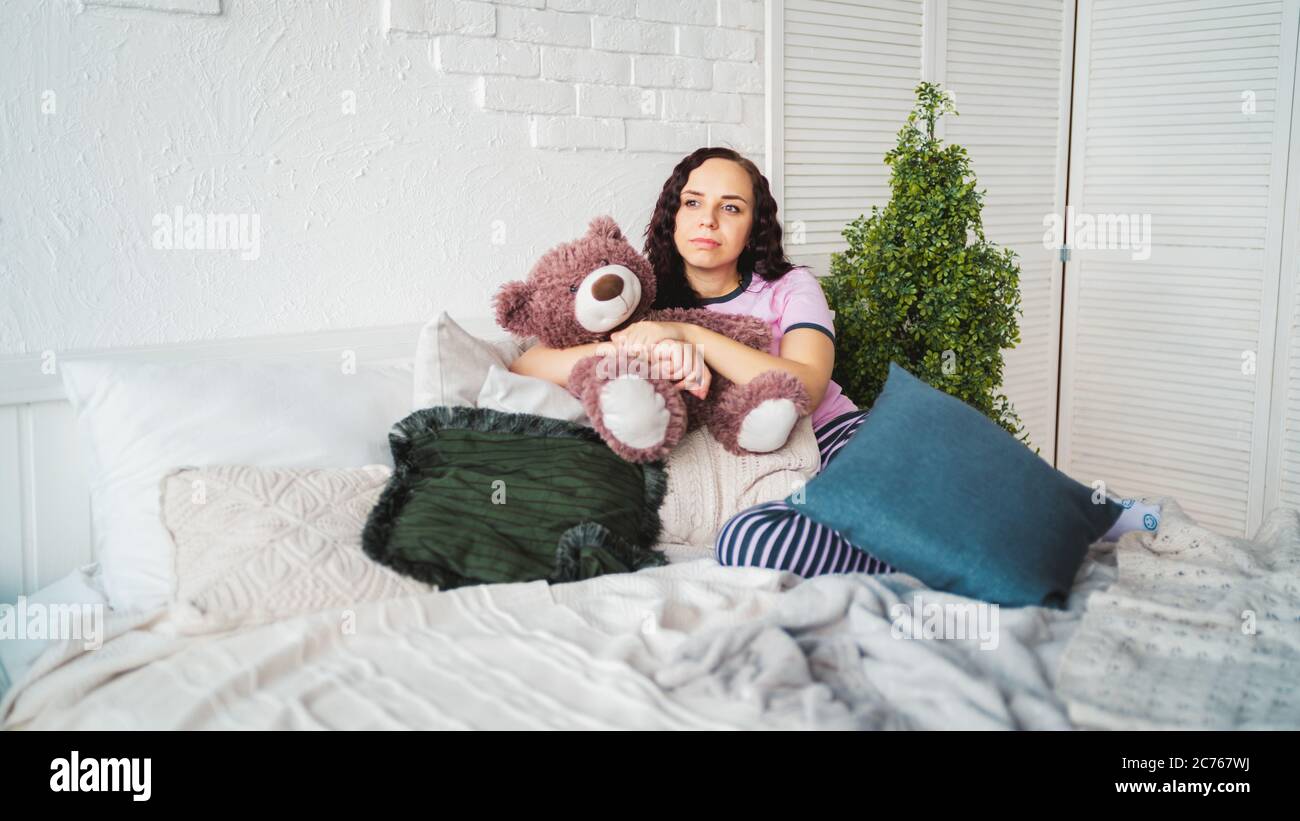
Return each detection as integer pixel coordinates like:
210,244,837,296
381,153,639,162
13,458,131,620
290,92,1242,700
790,363,1121,608
362,406,668,589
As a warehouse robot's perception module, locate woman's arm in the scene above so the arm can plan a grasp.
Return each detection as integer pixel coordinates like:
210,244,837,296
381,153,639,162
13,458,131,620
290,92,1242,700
512,338,714,399
509,341,614,387
682,324,834,410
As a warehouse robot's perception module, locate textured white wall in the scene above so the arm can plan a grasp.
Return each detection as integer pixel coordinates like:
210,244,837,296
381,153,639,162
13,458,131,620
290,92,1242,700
0,0,765,356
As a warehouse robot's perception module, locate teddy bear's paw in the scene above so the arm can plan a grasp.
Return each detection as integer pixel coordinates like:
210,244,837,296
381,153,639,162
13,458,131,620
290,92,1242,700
736,398,799,453
599,375,671,450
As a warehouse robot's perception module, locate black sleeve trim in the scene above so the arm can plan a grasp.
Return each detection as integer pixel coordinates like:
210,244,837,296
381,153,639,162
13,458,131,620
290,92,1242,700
783,322,835,343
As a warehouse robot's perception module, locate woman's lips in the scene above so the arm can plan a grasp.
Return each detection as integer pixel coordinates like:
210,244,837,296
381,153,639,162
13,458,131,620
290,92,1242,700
691,239,720,248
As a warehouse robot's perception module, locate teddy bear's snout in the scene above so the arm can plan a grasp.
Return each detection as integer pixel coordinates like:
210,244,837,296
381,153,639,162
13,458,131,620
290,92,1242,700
591,273,625,301
574,263,642,333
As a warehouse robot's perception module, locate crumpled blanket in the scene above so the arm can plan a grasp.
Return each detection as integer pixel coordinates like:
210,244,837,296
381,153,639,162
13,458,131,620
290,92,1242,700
637,565,1109,729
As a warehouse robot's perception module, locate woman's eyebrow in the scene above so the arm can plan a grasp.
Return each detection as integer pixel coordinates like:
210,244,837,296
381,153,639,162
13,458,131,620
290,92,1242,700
682,188,749,205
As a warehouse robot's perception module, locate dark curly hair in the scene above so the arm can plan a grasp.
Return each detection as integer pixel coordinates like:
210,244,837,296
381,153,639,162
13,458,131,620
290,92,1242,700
643,146,796,309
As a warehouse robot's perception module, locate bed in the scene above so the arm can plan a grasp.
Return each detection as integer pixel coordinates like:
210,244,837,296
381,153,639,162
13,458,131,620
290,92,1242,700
2,316,1298,731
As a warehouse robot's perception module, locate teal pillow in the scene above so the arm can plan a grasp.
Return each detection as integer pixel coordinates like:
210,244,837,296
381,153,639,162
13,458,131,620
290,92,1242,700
790,363,1121,608
363,406,668,589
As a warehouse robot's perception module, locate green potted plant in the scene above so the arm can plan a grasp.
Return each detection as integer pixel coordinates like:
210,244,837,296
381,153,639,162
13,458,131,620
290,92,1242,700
823,81,1030,447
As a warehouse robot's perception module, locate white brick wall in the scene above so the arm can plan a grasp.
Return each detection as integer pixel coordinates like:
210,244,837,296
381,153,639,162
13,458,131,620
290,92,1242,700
7,0,770,365
478,76,577,113
541,46,630,83
385,0,765,156
632,54,712,89
433,35,540,75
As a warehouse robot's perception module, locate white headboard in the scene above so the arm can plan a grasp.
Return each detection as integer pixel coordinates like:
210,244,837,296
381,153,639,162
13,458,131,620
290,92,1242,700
0,317,504,603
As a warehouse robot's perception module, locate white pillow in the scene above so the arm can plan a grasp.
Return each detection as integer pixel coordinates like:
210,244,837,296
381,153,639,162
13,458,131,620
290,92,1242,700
412,311,528,410
0,563,108,699
477,364,590,426
61,356,414,613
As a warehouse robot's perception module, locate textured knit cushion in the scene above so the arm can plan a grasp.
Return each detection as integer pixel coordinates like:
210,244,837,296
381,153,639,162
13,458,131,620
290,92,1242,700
161,464,434,634
791,363,1122,608
362,406,668,588
657,415,821,556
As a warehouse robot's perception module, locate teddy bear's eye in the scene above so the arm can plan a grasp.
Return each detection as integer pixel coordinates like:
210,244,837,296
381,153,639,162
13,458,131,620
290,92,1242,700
600,258,609,266
569,284,579,293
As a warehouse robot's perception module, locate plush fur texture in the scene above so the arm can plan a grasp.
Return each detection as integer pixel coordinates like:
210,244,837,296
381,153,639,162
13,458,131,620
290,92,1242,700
494,215,810,462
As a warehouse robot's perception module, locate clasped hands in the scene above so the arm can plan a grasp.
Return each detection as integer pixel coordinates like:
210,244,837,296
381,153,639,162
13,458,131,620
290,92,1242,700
598,321,712,399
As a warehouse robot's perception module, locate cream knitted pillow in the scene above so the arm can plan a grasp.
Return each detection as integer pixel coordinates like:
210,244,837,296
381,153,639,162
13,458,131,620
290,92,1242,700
160,464,435,634
656,416,822,560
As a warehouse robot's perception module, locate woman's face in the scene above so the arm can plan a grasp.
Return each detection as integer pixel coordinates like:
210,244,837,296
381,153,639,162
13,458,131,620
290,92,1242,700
673,158,754,271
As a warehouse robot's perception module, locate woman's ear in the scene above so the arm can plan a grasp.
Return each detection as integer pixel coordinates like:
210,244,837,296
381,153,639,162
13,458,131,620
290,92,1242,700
493,280,531,335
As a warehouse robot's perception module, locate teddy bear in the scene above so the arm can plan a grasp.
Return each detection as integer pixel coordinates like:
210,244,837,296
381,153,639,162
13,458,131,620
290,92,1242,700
493,214,810,463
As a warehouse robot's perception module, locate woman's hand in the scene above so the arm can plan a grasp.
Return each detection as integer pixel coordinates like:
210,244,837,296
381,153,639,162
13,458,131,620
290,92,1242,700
609,321,684,357
650,339,711,399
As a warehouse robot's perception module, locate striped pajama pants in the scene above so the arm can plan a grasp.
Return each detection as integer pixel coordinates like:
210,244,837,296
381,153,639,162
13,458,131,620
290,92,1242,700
714,409,895,576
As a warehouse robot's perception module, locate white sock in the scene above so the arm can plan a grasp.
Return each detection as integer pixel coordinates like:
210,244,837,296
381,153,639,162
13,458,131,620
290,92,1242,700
1102,497,1161,541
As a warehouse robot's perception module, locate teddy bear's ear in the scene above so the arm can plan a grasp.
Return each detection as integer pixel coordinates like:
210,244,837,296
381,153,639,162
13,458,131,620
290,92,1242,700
493,280,531,335
586,215,623,242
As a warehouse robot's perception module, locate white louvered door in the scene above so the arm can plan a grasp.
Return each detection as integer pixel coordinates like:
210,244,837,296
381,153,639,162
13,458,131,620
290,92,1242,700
773,0,1072,458
1058,0,1300,536
1265,20,1300,519
774,0,925,278
939,0,1074,460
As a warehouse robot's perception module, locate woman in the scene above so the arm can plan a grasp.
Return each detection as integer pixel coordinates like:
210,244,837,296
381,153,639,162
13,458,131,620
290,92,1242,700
512,146,891,576
512,147,1158,576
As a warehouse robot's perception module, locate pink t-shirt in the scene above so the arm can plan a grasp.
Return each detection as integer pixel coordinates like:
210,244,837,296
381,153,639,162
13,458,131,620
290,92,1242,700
701,265,858,430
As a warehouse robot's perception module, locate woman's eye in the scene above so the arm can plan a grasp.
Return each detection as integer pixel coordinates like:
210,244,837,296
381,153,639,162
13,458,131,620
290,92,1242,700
684,198,739,214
